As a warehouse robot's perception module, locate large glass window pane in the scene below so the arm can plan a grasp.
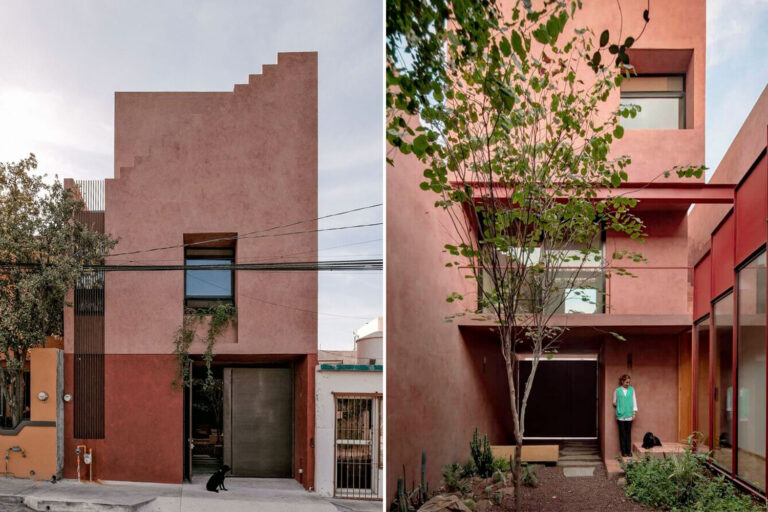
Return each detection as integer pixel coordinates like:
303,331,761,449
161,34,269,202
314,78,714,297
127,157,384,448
620,75,685,130
713,293,734,471
695,318,710,448
186,259,232,297
619,97,682,130
737,252,766,490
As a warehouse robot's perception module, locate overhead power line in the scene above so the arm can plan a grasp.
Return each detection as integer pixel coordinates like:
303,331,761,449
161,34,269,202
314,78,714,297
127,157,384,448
108,237,384,264
0,259,383,272
108,203,383,257
187,273,374,320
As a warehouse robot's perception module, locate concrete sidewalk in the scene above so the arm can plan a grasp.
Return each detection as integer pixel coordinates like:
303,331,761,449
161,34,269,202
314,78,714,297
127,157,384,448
0,477,381,512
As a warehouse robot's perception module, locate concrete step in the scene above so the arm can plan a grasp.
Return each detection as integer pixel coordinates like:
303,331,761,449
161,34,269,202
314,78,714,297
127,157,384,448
557,460,602,467
559,449,599,455
558,454,601,461
563,467,595,477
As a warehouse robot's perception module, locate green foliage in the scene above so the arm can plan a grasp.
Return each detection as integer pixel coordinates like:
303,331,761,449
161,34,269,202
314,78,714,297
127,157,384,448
470,428,495,478
622,444,762,511
492,456,510,473
0,154,116,424
521,462,539,487
460,458,477,478
441,462,471,494
172,302,237,390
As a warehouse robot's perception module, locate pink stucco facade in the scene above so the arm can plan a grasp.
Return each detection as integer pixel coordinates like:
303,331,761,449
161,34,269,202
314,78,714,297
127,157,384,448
387,0,713,494
63,52,318,486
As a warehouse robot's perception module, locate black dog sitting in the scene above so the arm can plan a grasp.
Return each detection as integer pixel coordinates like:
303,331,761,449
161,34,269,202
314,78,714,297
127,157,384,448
206,465,231,492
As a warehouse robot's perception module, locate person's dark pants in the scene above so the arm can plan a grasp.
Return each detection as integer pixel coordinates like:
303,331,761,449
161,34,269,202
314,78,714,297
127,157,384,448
618,420,633,457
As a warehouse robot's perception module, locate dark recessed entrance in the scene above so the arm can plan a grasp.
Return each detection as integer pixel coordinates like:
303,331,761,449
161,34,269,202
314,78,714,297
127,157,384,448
184,363,294,480
518,358,598,439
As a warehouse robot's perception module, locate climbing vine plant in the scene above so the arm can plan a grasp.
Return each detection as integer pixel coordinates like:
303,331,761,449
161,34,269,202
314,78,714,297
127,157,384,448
172,302,237,390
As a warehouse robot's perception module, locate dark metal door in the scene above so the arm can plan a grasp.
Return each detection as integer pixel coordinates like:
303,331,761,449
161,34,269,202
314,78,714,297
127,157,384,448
518,359,598,439
223,367,293,477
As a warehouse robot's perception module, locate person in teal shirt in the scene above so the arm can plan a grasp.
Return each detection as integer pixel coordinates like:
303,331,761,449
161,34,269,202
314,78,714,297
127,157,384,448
613,374,637,457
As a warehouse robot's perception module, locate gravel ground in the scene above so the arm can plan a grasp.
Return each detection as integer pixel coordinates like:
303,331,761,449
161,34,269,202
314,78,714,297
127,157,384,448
514,465,655,512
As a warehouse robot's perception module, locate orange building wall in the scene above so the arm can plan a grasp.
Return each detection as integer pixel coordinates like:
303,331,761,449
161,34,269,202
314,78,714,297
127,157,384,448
0,348,62,481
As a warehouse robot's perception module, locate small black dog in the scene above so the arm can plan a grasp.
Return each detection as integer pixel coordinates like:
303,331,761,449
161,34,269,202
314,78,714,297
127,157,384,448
206,465,231,492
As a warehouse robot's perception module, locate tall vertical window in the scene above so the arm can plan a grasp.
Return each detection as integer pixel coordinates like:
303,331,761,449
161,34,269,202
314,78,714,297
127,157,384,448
712,293,734,471
737,251,766,490
185,247,235,308
620,75,685,130
694,317,710,448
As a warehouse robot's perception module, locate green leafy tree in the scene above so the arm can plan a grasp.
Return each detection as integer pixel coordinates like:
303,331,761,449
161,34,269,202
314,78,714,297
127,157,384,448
0,154,116,425
388,1,702,510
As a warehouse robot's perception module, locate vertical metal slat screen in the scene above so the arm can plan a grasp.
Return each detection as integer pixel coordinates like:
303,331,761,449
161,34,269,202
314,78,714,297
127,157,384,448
73,180,105,439
334,393,382,500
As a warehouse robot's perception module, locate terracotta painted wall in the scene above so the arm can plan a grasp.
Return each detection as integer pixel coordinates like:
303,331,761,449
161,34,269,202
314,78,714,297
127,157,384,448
601,335,679,460
386,146,507,494
734,154,768,264
711,213,735,297
105,52,318,356
63,53,318,486
63,354,182,483
693,253,711,320
607,210,690,315
294,353,316,490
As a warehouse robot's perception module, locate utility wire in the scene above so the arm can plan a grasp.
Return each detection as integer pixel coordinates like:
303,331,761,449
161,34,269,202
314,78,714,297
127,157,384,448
0,259,383,272
108,203,383,257
108,237,384,264
186,273,374,320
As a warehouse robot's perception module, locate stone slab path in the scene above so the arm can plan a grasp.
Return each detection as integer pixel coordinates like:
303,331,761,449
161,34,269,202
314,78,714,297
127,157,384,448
559,441,601,478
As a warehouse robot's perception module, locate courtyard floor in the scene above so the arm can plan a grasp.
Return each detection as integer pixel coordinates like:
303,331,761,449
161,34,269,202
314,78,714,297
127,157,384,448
517,464,652,512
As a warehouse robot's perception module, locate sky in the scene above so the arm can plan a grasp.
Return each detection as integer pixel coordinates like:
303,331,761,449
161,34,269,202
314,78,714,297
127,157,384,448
0,0,383,351
706,0,768,175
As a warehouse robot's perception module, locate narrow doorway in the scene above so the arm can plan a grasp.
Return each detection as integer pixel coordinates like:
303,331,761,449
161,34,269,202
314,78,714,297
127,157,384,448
190,365,225,477
334,393,383,499
518,357,598,439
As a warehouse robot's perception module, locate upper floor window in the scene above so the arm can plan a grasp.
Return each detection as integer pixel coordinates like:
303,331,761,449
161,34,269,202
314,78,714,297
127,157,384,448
620,75,685,130
185,246,234,308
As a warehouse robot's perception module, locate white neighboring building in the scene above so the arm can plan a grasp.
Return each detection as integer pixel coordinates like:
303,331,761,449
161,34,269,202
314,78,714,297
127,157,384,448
315,318,383,500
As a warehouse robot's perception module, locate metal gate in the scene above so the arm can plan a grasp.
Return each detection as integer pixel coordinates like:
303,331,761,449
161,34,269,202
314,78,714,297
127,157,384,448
223,367,293,477
334,393,382,499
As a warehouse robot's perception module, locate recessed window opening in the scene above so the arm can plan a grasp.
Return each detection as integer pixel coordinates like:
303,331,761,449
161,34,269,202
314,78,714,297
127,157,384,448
620,75,685,130
185,246,235,309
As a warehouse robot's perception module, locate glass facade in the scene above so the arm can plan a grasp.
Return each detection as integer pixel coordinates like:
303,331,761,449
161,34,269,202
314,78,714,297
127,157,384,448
712,293,734,471
695,318,710,447
737,251,766,490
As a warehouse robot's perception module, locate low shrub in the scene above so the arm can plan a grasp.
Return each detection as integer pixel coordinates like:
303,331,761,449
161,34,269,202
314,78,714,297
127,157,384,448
441,462,470,494
622,444,762,511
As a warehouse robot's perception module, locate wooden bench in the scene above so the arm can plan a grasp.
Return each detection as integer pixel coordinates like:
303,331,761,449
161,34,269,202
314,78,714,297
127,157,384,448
491,445,559,464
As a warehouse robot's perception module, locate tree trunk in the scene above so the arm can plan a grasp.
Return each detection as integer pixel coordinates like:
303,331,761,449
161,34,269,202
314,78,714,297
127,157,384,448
514,440,522,512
